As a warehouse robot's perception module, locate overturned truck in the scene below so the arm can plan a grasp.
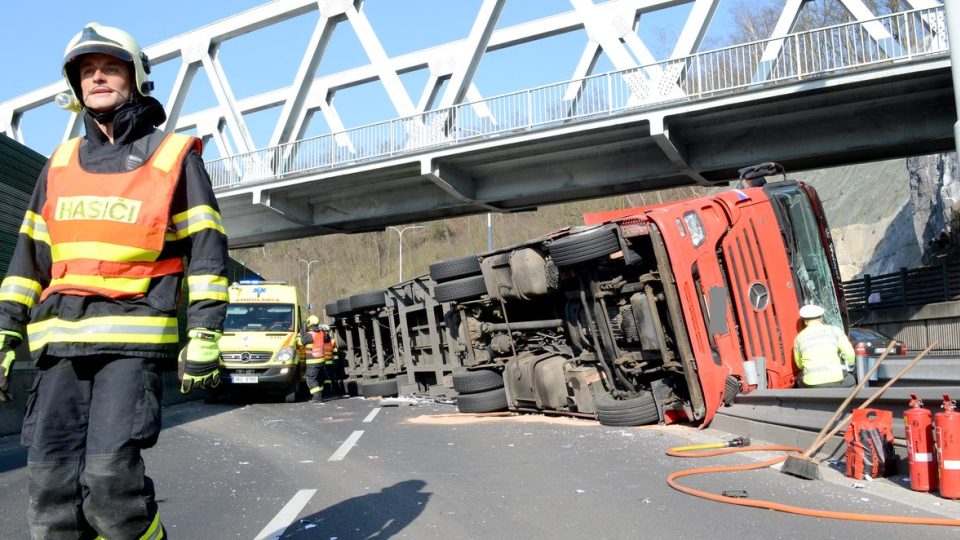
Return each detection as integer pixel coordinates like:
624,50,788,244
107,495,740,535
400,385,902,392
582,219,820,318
337,178,847,427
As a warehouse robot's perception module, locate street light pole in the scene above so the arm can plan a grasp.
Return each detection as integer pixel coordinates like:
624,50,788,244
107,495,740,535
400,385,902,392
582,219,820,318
298,258,320,310
387,225,425,282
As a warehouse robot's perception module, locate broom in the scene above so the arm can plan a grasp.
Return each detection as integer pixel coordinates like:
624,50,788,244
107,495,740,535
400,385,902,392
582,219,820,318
780,341,924,480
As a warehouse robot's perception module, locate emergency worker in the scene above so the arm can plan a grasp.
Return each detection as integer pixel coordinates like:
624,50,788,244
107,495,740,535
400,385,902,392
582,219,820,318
0,24,229,538
320,324,338,397
303,315,326,402
793,304,855,388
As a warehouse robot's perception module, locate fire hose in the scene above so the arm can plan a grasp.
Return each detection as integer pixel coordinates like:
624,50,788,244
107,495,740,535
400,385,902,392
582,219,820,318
665,441,960,526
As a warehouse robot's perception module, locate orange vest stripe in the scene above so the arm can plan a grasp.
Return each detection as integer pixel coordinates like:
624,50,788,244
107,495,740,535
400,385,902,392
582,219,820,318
42,133,198,301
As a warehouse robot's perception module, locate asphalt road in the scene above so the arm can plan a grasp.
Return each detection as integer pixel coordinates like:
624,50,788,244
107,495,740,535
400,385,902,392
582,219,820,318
0,395,957,539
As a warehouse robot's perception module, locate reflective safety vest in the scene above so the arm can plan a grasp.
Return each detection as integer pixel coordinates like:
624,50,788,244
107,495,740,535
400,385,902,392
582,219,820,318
40,133,200,301
308,330,326,364
793,321,850,386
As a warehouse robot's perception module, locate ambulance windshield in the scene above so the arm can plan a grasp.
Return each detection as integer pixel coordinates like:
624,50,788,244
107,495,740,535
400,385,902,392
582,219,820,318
225,304,295,332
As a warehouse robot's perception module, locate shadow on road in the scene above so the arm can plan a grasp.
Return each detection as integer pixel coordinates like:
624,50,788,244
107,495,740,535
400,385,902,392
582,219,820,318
279,480,431,539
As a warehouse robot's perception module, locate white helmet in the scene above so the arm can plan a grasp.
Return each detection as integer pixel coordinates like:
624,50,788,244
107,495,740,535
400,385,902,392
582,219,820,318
798,304,825,319
306,315,320,327
62,23,153,104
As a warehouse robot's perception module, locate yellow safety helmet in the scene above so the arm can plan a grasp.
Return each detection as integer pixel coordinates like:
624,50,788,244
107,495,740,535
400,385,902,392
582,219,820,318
306,315,320,327
62,23,154,104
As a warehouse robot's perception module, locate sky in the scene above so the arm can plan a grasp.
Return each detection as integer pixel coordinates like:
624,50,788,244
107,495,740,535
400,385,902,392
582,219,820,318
0,0,749,157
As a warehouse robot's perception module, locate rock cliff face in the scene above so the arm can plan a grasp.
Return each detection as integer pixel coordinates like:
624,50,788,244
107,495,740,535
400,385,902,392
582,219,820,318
801,152,959,280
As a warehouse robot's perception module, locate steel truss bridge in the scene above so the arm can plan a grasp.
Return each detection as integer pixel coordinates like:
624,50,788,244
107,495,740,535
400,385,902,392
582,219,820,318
0,0,952,248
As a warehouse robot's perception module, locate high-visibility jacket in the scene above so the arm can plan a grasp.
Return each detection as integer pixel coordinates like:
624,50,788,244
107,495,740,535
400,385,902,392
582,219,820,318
41,134,194,300
0,101,229,360
307,330,326,364
793,320,855,386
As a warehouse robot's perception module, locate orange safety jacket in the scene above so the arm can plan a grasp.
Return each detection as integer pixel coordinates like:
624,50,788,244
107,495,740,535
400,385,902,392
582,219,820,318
308,330,326,364
40,134,199,301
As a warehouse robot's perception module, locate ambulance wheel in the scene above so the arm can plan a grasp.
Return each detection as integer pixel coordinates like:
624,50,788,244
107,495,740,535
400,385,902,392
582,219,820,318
547,225,620,267
452,369,503,394
361,379,399,398
344,379,360,397
456,387,508,413
594,391,658,427
284,383,301,403
430,254,481,282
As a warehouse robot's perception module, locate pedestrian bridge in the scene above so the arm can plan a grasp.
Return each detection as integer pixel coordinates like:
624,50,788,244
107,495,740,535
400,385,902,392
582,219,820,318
208,6,952,247
0,3,952,248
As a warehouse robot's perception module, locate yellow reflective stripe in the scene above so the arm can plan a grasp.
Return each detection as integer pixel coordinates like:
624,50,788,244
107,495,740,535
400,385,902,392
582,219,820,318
27,315,179,351
0,276,42,308
171,205,226,238
153,133,191,173
164,231,178,242
50,138,80,168
138,511,164,540
51,242,161,263
310,386,322,394
49,274,152,295
187,275,229,302
20,211,50,245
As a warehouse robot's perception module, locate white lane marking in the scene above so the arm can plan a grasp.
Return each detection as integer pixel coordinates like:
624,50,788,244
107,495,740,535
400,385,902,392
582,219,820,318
363,407,381,423
328,430,365,461
253,489,317,540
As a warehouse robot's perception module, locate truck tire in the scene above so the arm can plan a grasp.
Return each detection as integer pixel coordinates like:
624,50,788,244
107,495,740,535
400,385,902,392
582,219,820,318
434,275,486,303
325,301,341,317
351,290,387,310
452,369,503,394
723,375,741,406
430,254,482,282
336,297,352,314
360,379,399,398
594,391,658,427
548,226,620,267
457,387,508,413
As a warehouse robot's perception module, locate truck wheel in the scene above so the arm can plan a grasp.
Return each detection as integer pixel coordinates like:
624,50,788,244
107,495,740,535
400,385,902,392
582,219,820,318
548,226,620,267
594,391,658,427
344,379,360,397
360,379,399,398
430,254,482,282
325,301,341,317
351,290,387,310
723,375,741,406
457,387,508,413
434,275,486,303
452,369,503,394
336,297,353,314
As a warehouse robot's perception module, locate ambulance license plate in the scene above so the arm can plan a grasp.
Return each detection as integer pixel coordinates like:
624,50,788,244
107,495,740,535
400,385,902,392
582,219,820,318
232,375,259,384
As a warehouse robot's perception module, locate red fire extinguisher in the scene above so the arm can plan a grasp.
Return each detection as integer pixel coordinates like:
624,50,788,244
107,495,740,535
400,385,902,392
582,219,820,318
904,393,937,492
935,394,960,499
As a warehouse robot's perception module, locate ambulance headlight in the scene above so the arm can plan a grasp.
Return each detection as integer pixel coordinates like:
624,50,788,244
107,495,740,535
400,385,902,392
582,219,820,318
274,346,295,363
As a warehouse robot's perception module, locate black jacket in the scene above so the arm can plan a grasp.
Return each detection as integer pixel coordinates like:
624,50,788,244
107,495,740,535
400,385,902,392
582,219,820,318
0,98,228,360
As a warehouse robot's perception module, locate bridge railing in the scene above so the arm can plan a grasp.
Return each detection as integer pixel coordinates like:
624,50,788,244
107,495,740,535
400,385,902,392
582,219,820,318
206,6,947,190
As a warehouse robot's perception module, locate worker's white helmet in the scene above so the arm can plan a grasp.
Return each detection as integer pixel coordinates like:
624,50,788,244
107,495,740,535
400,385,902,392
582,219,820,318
798,304,825,319
63,23,154,103
306,315,320,327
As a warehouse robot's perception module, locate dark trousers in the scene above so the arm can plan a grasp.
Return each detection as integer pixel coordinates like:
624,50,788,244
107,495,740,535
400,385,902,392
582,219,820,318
305,363,323,398
21,356,164,539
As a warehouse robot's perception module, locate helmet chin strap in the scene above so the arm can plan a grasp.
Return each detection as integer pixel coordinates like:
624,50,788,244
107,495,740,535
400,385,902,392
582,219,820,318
86,95,136,125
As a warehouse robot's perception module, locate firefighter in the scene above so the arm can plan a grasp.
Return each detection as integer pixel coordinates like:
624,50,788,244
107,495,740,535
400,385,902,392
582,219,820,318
793,304,856,388
0,23,229,538
303,315,326,402
320,324,339,397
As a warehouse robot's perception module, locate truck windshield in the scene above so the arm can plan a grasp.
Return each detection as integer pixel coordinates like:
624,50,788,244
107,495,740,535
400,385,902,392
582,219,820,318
225,304,295,332
765,184,843,328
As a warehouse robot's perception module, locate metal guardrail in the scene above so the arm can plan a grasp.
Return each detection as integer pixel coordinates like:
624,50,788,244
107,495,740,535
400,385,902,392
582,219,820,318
204,7,948,190
844,257,960,311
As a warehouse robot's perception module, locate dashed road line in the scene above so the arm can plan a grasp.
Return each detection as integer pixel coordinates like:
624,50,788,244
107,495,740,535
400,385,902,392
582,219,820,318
328,430,365,461
363,407,381,423
253,489,317,540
